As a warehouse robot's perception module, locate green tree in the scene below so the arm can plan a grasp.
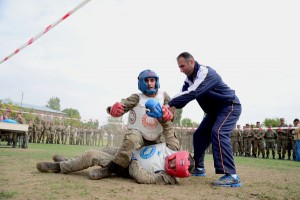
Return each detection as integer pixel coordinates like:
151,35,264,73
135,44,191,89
181,118,193,127
46,97,61,111
262,118,280,127
62,108,81,127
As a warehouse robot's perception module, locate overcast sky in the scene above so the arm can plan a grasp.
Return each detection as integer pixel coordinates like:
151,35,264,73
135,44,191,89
0,0,299,126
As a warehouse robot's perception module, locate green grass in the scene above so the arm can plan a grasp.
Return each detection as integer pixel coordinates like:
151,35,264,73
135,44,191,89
0,191,18,200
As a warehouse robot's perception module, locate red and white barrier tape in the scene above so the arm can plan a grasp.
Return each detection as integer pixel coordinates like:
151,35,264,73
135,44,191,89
0,0,91,64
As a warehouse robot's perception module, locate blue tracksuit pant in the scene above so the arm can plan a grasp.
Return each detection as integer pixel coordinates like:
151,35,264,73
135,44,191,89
193,101,241,174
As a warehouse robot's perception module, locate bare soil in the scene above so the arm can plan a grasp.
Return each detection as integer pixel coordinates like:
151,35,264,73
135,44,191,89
0,147,300,200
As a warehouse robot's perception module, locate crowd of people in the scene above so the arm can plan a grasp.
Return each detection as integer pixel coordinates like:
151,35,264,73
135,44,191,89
230,118,300,161
0,109,126,148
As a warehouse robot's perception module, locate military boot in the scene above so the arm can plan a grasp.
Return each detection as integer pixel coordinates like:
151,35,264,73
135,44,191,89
36,162,61,173
52,154,67,162
89,167,112,180
273,154,275,159
266,154,269,159
262,154,265,159
281,155,285,160
89,161,129,180
278,154,281,159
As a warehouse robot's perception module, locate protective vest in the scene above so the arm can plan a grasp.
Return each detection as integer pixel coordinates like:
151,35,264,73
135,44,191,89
127,91,164,141
132,143,176,173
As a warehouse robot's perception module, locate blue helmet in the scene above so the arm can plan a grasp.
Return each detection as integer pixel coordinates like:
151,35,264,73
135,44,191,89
138,69,160,95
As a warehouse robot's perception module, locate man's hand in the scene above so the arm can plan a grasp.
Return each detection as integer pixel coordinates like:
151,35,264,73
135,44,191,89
162,105,173,122
110,102,124,117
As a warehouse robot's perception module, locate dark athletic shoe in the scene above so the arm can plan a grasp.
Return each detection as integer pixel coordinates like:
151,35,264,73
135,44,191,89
191,167,206,177
212,174,242,187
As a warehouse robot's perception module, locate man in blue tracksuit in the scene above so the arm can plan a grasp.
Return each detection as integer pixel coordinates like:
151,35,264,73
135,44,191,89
166,52,242,187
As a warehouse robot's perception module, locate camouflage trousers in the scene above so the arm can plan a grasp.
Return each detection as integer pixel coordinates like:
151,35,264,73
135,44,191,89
253,139,265,156
277,137,287,156
243,138,252,155
112,129,161,168
238,140,244,155
231,139,239,154
60,147,178,184
265,140,276,156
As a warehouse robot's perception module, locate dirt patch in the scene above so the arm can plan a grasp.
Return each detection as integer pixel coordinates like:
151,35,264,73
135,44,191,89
0,148,299,200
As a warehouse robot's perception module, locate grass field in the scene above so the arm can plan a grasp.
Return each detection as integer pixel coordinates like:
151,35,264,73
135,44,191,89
0,143,300,200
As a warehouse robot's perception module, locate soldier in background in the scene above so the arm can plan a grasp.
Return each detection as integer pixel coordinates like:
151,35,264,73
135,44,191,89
49,122,56,144
243,124,252,157
78,126,85,145
64,125,70,145
44,121,51,144
36,121,44,143
105,126,113,147
231,124,240,156
252,122,265,158
287,124,294,160
16,111,28,148
187,125,194,153
181,125,189,151
277,118,288,159
264,125,277,159
69,126,76,145
93,128,99,146
60,123,66,144
55,123,63,144
86,127,92,146
250,125,255,157
28,120,34,143
237,125,244,156
98,126,104,146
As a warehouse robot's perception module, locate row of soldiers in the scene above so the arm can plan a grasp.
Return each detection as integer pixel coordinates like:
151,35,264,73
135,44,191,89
230,118,299,160
26,121,126,147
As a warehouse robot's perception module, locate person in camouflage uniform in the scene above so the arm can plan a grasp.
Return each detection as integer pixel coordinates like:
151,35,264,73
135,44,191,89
36,143,194,185
43,121,51,144
78,126,85,145
16,111,28,148
243,124,252,157
237,125,244,156
92,128,98,146
55,123,63,144
252,122,265,158
90,69,179,180
69,126,76,145
231,124,240,156
28,120,34,143
85,127,92,146
98,126,104,146
286,124,294,160
35,121,44,143
49,122,56,144
277,118,288,159
264,125,277,159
